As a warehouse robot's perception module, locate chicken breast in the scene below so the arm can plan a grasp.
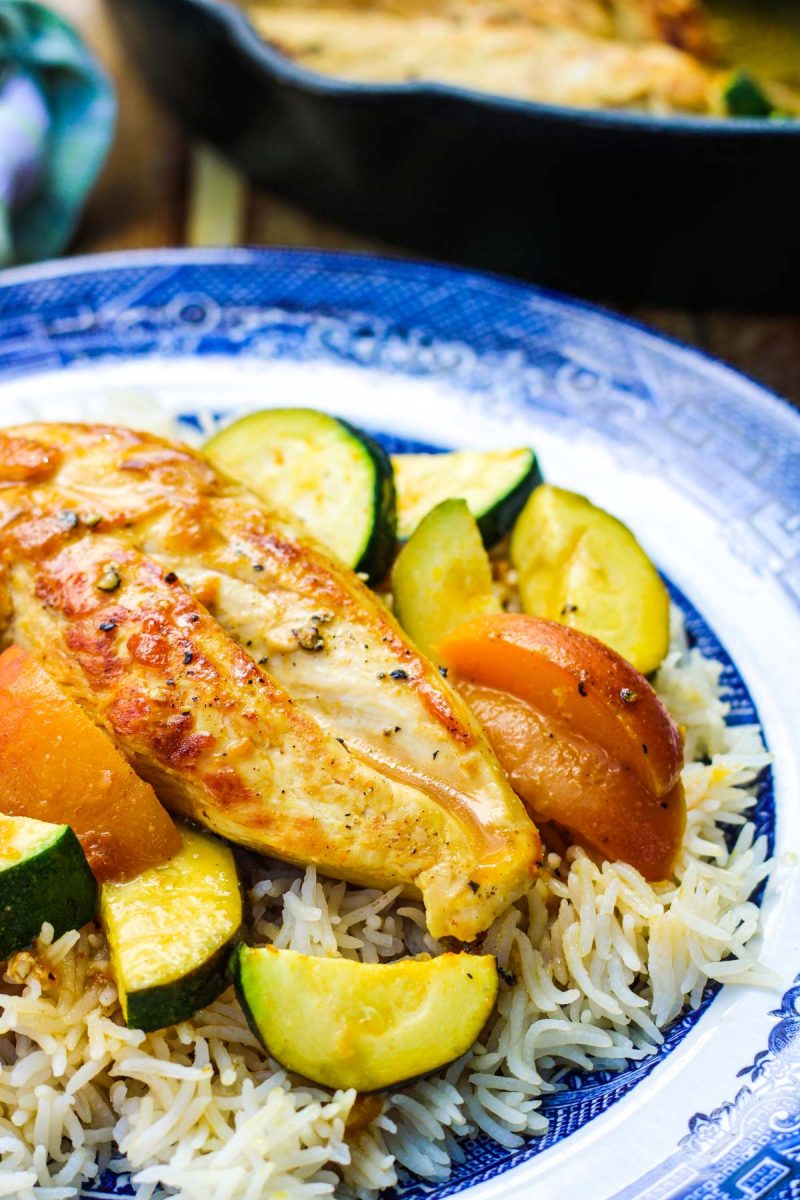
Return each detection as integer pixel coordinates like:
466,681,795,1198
249,6,713,112
0,425,540,941
241,0,616,36
610,0,715,60
245,0,715,56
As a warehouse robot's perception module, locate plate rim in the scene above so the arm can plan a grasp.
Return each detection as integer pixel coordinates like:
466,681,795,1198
1,244,799,440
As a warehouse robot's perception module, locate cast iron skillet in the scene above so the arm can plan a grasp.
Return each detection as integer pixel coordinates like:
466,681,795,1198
108,0,800,307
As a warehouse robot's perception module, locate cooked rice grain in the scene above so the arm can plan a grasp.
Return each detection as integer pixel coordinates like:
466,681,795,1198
0,611,774,1199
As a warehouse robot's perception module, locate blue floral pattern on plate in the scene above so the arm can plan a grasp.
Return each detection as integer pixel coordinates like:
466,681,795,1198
0,248,796,1200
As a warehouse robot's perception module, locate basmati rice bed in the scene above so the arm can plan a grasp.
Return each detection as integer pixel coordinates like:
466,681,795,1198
0,609,775,1200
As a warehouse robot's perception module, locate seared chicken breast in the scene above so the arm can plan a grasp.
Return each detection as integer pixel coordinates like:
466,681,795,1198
252,8,712,112
0,425,541,941
247,0,717,114
611,1,714,60
243,0,714,55
243,0,616,35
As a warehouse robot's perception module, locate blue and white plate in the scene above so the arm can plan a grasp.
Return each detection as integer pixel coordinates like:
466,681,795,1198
0,248,798,1200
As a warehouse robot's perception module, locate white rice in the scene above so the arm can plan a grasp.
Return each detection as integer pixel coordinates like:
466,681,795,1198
0,609,774,1199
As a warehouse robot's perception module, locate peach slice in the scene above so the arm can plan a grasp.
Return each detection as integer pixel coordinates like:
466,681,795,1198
0,645,180,881
438,614,685,880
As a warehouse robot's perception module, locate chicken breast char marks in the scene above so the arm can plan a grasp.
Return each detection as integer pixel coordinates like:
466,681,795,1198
0,424,541,940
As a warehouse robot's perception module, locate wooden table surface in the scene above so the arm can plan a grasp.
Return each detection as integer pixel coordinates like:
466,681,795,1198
50,0,800,407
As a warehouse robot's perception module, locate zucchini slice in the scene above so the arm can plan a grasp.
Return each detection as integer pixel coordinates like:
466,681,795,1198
205,408,397,584
0,814,97,959
101,824,242,1031
392,498,499,661
232,946,498,1092
510,484,670,675
721,70,775,118
393,448,542,545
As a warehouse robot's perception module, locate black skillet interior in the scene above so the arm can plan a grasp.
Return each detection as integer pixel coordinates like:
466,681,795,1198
108,0,800,308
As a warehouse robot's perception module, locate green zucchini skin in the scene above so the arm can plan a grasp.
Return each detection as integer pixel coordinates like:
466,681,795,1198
341,418,397,585
102,823,244,1032
723,71,775,117
477,452,543,547
393,448,543,548
124,935,240,1032
231,944,499,1094
230,943,266,1052
205,408,397,586
0,825,97,960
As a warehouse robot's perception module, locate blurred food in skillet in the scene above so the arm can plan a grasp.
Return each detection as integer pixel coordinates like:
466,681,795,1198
243,0,800,115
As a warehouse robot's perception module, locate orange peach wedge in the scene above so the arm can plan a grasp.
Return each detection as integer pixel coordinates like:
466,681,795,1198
0,645,180,881
438,614,685,881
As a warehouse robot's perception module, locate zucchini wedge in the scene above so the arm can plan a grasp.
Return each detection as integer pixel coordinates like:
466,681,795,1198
721,70,775,118
101,823,242,1031
392,498,499,661
205,408,396,584
393,447,542,545
510,484,670,675
232,946,498,1092
0,814,97,959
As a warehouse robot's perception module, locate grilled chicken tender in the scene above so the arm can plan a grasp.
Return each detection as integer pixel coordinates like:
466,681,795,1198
244,0,616,35
610,0,715,60
0,425,541,941
244,0,714,55
254,9,712,111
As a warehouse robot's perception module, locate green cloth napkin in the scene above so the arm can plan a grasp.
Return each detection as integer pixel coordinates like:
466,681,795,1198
0,1,115,265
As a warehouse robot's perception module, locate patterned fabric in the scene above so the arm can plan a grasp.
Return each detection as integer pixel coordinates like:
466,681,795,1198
0,1,114,264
